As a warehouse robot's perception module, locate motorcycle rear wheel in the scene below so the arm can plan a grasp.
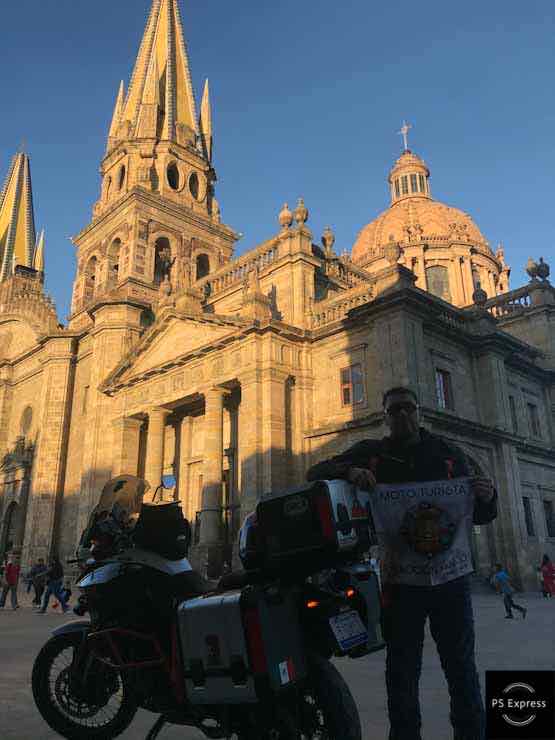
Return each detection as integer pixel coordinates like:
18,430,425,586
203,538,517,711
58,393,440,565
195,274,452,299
32,632,137,739
238,655,361,740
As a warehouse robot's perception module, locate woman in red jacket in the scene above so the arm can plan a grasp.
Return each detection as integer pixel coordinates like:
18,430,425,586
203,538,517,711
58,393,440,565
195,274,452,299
0,557,20,610
541,554,555,597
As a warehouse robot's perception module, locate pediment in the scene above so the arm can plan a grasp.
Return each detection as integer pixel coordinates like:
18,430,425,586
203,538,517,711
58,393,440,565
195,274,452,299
102,310,246,392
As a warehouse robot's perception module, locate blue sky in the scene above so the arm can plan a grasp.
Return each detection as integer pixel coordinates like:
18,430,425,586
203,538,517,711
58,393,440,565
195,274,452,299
1,0,554,320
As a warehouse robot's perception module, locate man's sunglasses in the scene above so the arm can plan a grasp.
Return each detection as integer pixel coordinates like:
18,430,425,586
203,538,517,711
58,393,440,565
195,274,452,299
385,402,418,417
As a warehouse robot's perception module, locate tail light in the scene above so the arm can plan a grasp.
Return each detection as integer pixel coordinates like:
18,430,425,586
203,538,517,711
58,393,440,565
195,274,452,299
315,492,336,543
243,608,268,675
306,599,320,609
346,587,356,598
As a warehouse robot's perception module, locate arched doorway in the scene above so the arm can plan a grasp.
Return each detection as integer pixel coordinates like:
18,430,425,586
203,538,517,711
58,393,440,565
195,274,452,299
1,501,18,557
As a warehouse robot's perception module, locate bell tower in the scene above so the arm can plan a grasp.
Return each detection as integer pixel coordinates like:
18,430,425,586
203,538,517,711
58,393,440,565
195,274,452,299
69,0,237,327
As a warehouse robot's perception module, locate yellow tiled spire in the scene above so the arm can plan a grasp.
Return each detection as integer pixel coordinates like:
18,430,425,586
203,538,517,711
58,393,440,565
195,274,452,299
107,80,126,149
33,228,45,273
0,152,37,282
112,0,199,148
199,79,213,162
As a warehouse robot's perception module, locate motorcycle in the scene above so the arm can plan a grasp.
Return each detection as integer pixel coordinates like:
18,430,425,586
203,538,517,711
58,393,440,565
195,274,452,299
32,475,384,739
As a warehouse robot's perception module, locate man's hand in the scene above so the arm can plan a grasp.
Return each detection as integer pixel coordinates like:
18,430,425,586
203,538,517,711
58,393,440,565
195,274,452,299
347,466,376,492
470,477,495,503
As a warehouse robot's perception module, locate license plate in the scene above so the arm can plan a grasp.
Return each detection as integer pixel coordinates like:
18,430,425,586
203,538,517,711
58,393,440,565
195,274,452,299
329,610,368,651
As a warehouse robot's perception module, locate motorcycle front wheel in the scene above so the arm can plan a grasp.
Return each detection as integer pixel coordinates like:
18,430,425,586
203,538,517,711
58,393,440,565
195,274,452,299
32,632,137,739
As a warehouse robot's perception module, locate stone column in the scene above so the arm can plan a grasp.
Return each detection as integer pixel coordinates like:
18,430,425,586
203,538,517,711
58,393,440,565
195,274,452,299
112,417,143,477
12,467,30,553
238,370,263,522
450,256,465,306
178,416,193,516
144,407,170,496
487,271,497,298
457,257,468,305
447,258,461,304
261,368,289,494
461,256,475,305
199,388,225,546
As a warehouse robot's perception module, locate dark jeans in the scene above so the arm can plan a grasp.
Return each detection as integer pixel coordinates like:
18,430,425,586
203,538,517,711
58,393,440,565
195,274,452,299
0,584,18,609
503,593,526,616
33,582,45,605
383,575,485,740
40,579,69,613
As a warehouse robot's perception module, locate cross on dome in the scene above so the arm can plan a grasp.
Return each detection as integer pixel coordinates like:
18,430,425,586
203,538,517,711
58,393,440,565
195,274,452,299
398,121,412,152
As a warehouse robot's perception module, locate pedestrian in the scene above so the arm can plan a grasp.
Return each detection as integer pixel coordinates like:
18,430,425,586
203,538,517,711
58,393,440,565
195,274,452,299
307,385,498,740
0,555,21,610
31,558,48,606
38,556,69,614
540,554,555,596
492,563,527,619
537,567,549,598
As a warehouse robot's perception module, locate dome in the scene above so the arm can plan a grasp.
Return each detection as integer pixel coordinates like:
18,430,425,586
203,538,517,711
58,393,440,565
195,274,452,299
350,145,509,307
352,197,490,266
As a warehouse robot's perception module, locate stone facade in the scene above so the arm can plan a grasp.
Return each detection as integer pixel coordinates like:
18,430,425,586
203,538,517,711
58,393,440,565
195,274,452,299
0,0,553,588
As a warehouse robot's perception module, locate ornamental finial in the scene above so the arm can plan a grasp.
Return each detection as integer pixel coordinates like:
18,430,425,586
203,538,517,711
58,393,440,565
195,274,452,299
398,121,412,151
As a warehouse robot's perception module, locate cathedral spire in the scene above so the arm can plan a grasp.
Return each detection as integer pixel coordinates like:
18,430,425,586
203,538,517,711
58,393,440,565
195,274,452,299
107,80,126,144
199,79,213,162
113,0,199,149
0,152,37,282
33,228,45,273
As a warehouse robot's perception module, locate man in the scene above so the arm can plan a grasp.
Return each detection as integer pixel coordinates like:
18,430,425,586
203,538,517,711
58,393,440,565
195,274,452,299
38,556,69,614
493,563,527,619
307,386,497,740
0,555,20,610
30,558,48,606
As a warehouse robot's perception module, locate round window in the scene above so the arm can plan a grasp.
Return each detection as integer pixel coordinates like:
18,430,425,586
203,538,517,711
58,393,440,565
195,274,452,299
167,163,180,191
189,172,200,200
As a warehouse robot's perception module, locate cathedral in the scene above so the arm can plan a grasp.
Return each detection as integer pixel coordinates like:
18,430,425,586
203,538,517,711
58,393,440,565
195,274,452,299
0,0,553,588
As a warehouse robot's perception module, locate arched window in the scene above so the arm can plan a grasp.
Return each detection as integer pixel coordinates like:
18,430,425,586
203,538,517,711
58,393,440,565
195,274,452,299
107,238,122,286
1,502,18,555
105,176,112,200
426,265,451,302
189,172,200,200
196,253,210,280
118,165,126,190
167,163,181,191
85,256,98,301
472,267,481,290
154,237,172,287
140,308,155,330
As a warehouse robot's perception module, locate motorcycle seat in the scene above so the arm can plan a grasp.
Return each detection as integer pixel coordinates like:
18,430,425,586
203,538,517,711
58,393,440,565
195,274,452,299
171,569,211,599
216,571,251,592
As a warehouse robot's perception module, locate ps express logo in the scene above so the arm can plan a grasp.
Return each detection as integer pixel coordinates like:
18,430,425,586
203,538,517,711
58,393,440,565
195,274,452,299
486,671,555,739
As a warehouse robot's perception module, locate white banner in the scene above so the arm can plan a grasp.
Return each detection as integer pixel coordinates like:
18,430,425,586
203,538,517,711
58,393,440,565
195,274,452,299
370,477,474,586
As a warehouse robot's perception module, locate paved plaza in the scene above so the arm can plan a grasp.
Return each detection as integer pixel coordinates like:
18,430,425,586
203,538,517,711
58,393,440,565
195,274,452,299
0,590,553,739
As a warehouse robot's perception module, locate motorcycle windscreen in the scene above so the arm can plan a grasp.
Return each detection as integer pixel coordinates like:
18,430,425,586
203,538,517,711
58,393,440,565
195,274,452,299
77,475,150,551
